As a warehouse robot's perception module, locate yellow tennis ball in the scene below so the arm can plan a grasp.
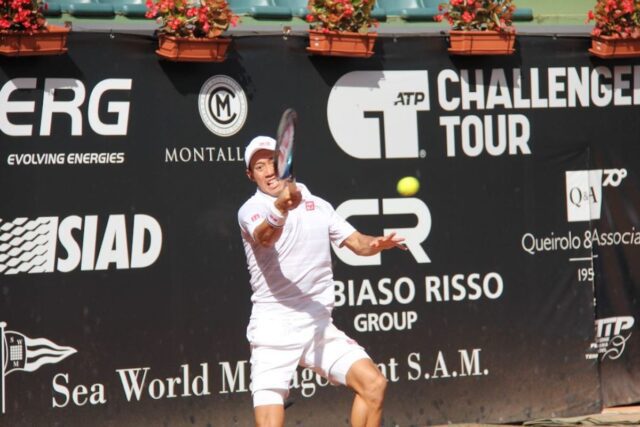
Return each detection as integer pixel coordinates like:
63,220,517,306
397,176,420,196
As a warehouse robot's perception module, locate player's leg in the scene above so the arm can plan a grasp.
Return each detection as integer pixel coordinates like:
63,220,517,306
253,391,286,427
345,358,387,427
301,320,386,427
247,320,304,427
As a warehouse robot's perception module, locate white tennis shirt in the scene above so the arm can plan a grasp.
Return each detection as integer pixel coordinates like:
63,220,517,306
238,183,355,319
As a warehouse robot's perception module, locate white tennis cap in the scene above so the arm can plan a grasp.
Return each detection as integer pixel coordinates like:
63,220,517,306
245,136,276,168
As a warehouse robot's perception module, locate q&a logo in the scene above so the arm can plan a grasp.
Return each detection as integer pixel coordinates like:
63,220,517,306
198,75,248,137
565,168,627,222
332,198,431,266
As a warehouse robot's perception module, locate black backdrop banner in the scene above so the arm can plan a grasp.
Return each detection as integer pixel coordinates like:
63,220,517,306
1,32,639,426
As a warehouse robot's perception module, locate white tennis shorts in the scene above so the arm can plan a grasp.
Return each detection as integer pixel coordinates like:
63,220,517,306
246,315,370,407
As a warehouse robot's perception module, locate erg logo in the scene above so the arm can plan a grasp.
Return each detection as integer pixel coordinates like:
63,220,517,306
332,198,431,266
198,75,248,137
565,168,627,222
327,71,430,159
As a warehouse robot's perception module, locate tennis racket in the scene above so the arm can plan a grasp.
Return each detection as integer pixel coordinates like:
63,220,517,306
274,108,297,181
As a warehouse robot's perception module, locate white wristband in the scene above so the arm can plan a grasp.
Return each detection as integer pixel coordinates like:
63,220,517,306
266,203,287,228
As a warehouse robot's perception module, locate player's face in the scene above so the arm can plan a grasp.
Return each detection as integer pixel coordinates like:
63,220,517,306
247,150,285,196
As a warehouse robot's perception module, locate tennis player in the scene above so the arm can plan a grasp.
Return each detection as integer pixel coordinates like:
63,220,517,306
238,136,406,427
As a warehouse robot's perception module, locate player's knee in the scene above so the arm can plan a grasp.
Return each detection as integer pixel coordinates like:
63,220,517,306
362,372,387,407
253,389,287,427
253,389,286,407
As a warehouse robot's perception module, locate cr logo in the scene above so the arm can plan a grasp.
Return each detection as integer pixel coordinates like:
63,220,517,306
333,198,431,266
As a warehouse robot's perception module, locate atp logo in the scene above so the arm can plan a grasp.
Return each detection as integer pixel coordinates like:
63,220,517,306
198,75,248,137
332,198,431,266
586,316,635,361
565,168,627,222
1,322,76,414
327,71,430,159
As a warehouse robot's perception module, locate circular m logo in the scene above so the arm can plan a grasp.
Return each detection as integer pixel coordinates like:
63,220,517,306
198,75,248,137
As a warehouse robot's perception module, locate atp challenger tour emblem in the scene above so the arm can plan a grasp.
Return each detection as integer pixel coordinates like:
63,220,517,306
0,322,76,414
198,75,248,137
0,214,162,275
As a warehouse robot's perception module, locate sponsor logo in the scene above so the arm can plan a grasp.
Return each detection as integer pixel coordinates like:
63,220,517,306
586,316,634,360
332,198,430,266
336,272,504,332
520,167,633,278
565,168,627,222
0,214,162,275
198,75,248,137
305,201,315,211
327,70,532,159
1,322,76,414
327,71,430,159
1,78,131,166
0,78,132,137
6,152,126,166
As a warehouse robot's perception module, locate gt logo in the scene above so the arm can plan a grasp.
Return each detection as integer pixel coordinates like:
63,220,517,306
327,71,430,159
333,198,431,266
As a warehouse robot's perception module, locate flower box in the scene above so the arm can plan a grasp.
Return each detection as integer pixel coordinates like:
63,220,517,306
587,0,640,57
307,30,377,58
0,25,69,57
155,35,231,62
589,35,640,58
448,30,515,55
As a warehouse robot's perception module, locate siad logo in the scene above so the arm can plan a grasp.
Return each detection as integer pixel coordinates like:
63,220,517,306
332,198,431,266
0,214,162,275
565,168,627,222
327,71,430,159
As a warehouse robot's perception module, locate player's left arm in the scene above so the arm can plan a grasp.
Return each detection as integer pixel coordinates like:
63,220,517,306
342,231,407,256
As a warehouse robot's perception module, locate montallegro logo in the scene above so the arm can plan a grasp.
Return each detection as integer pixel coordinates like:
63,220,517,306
198,75,248,137
1,322,76,414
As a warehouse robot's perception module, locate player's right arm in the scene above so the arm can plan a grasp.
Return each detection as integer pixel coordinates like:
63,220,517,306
240,182,301,247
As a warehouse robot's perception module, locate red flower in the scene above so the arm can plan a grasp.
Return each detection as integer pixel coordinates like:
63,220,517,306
462,11,474,22
305,13,314,22
306,0,377,33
